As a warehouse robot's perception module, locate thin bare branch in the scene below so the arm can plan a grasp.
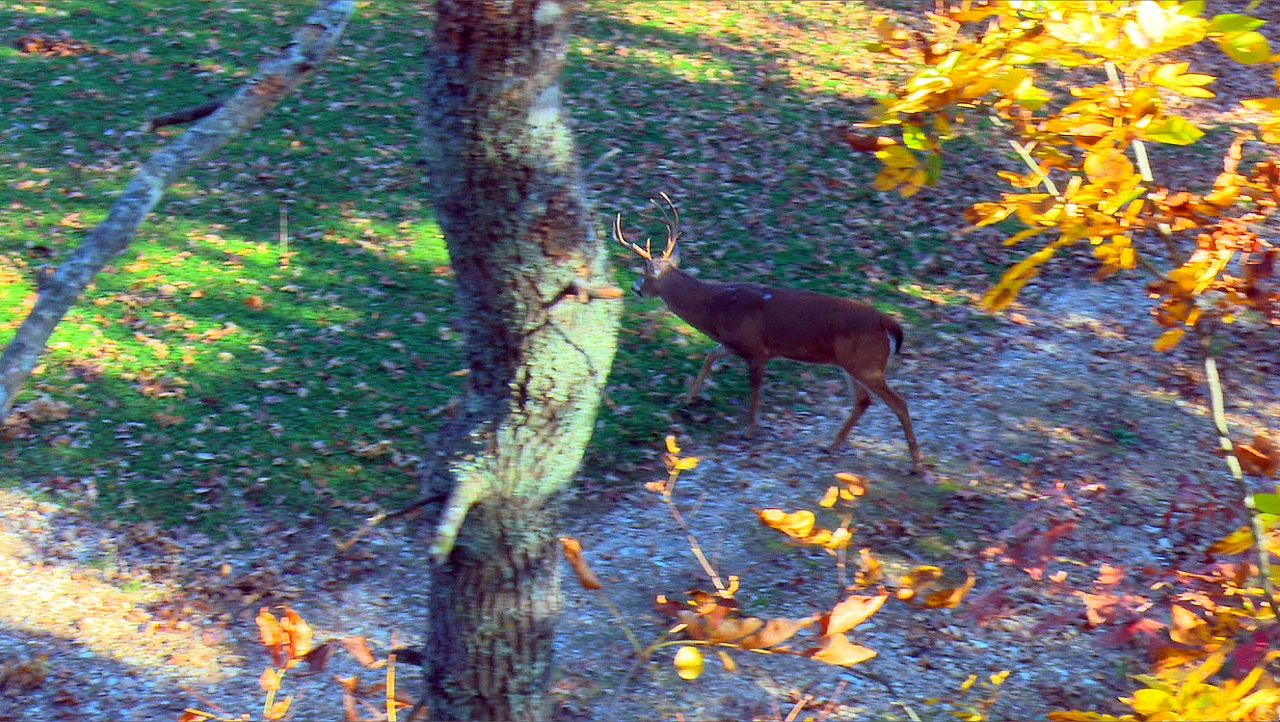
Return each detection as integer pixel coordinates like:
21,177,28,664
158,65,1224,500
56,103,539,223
0,0,356,418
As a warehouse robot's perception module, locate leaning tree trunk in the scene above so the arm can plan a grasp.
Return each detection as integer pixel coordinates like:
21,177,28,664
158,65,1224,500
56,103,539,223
419,1,619,720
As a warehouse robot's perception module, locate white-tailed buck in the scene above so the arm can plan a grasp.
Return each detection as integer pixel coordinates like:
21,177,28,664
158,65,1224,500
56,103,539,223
615,194,923,474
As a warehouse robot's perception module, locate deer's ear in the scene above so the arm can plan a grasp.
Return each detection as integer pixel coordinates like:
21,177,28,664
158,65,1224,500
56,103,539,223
667,244,680,267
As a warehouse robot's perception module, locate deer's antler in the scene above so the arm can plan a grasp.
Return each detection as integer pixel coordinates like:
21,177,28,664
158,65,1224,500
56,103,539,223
615,193,681,261
650,192,680,260
613,213,653,260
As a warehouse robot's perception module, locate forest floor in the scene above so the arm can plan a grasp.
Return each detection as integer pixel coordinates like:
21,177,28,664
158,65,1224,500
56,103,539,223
2,272,1277,721
3,1,1280,721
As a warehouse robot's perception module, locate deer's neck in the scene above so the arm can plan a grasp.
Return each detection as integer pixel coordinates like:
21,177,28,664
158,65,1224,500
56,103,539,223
656,269,733,333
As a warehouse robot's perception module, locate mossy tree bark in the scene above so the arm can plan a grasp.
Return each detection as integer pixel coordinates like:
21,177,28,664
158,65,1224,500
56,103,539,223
420,1,619,719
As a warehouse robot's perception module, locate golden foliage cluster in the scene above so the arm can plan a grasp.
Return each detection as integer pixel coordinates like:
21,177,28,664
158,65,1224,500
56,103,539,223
855,1,1280,350
181,607,410,722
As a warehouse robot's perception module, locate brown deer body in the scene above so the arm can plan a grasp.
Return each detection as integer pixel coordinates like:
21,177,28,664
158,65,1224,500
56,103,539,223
615,196,923,474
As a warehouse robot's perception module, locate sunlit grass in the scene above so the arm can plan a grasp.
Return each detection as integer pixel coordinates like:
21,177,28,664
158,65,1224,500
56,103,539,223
1,0,950,525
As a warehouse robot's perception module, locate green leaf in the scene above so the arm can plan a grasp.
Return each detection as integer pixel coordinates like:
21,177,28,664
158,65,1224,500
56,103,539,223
1253,493,1280,515
1208,13,1266,35
902,124,931,151
1143,116,1205,145
1218,30,1272,64
1177,1,1206,16
924,151,943,185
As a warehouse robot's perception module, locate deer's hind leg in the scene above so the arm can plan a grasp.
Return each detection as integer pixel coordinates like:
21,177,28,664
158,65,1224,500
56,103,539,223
827,371,873,454
842,367,923,475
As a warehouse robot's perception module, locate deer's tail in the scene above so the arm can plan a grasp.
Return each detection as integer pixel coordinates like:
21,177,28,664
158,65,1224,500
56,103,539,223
884,316,904,354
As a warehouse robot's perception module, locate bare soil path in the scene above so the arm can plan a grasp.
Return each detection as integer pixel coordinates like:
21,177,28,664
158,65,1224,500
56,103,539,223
2,274,1276,721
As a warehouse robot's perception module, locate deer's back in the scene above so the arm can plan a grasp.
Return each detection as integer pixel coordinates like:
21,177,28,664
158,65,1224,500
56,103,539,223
691,281,893,363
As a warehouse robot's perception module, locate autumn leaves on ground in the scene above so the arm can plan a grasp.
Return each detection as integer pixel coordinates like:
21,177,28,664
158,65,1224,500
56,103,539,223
3,1,1280,721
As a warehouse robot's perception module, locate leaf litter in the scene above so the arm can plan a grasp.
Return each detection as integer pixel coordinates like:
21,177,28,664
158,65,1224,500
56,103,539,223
1,1,1280,720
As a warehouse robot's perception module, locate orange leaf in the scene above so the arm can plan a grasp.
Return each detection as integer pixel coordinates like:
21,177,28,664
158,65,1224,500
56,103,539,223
336,674,361,694
923,571,976,609
1096,564,1126,585
715,649,737,673
259,667,281,692
809,633,877,666
736,615,819,650
856,548,884,586
823,592,889,636
341,636,378,668
845,133,898,153
279,606,313,660
1169,604,1208,645
1236,434,1279,477
559,537,603,590
897,566,975,608
256,608,282,649
702,616,765,644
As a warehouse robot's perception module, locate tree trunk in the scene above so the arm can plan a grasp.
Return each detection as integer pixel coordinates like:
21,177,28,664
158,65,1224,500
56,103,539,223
419,1,619,720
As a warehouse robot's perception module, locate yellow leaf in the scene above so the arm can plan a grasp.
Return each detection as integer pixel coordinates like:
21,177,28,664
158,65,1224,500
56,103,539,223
1128,687,1173,716
960,673,978,692
818,486,839,508
1208,525,1254,554
756,509,816,538
1153,328,1185,352
824,526,852,550
835,472,868,497
664,435,680,454
1187,649,1227,685
673,646,704,680
1219,30,1271,64
1083,148,1135,184
875,145,918,170
857,548,883,586
673,456,699,471
264,696,293,721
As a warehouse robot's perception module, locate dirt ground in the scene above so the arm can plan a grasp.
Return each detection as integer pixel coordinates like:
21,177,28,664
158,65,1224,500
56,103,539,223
2,272,1277,721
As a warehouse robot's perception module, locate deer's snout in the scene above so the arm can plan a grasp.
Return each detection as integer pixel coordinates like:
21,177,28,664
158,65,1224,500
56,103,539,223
632,277,646,295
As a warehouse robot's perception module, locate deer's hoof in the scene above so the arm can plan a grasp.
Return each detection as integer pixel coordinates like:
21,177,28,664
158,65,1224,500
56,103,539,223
742,424,759,439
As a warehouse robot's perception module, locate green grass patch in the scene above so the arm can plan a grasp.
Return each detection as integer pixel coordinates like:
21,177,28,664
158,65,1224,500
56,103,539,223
1,1,951,528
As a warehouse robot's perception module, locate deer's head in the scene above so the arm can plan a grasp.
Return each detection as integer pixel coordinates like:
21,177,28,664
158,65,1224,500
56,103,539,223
613,193,682,297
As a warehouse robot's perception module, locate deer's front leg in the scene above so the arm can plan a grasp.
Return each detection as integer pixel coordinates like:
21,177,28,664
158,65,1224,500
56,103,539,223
686,343,729,403
744,357,767,438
